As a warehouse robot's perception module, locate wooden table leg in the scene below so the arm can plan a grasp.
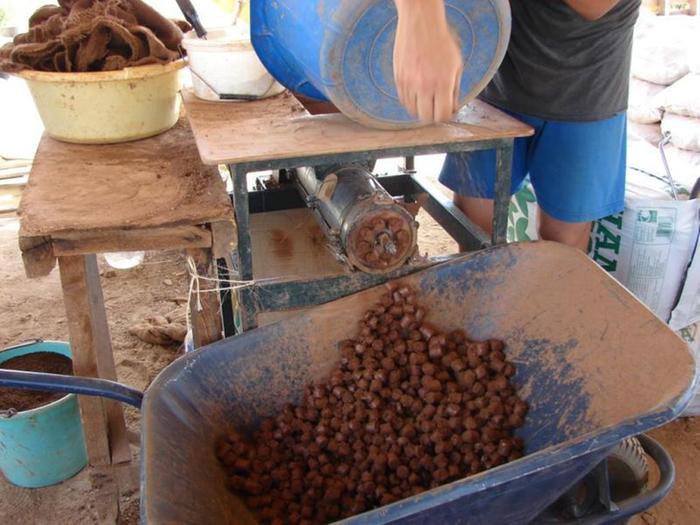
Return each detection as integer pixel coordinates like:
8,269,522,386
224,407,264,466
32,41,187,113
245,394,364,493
58,255,131,466
188,248,224,348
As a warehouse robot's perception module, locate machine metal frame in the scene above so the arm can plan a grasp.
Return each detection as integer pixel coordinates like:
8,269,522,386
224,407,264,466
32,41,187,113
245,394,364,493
222,138,514,335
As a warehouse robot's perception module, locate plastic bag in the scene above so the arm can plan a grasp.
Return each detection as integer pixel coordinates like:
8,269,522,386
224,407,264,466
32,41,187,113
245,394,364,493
507,181,538,243
590,161,699,322
670,229,700,330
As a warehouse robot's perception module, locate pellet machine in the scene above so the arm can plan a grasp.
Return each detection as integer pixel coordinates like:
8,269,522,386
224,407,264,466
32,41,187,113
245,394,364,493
295,164,419,274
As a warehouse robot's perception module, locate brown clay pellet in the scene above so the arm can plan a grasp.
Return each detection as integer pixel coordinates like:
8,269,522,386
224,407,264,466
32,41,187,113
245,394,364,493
216,284,528,524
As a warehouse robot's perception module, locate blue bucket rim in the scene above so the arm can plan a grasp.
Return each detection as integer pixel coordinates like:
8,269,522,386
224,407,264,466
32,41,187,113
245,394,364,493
0,340,77,419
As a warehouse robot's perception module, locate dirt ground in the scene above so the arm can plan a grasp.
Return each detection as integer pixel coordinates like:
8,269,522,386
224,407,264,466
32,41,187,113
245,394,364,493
0,209,698,524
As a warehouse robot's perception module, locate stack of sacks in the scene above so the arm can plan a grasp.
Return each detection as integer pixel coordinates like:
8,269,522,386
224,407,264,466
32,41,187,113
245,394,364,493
656,73,700,188
628,13,689,146
628,13,700,190
628,77,664,144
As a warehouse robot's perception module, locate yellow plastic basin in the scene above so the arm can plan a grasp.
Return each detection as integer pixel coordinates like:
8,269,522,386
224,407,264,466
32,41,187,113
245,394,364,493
17,60,185,144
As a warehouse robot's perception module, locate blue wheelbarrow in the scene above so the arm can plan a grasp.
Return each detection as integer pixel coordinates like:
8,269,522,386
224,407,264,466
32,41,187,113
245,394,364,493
1,243,696,524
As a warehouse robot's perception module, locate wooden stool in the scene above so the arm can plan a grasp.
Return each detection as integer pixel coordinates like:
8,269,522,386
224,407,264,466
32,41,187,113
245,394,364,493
17,119,236,467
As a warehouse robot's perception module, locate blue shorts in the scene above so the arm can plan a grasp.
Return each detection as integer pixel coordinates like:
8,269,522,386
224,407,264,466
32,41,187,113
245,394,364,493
439,110,627,223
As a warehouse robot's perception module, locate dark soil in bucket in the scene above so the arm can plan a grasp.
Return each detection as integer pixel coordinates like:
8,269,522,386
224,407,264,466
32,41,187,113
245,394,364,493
0,352,73,412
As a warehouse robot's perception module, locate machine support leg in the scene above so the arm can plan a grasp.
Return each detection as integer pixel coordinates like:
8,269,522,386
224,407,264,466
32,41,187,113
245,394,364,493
217,258,236,337
411,174,489,251
187,248,223,347
492,140,514,246
229,164,258,331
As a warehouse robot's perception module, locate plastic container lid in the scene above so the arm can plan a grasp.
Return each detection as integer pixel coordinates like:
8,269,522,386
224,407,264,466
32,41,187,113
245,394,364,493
253,0,511,129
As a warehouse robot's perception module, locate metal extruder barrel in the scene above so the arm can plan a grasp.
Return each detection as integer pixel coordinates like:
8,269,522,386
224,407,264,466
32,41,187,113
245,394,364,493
296,165,418,273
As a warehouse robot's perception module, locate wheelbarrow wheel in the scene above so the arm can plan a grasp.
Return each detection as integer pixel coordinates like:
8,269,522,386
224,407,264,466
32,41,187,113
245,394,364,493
538,437,650,523
608,437,649,502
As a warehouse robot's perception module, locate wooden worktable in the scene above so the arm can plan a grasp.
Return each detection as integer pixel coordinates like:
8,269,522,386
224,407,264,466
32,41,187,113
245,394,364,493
182,89,533,332
181,90,533,166
17,118,236,467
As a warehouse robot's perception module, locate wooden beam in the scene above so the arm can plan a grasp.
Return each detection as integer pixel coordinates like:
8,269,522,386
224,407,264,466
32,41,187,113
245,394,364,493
59,255,111,466
187,248,223,348
58,255,130,466
18,235,56,278
82,255,131,465
210,219,237,259
52,225,212,256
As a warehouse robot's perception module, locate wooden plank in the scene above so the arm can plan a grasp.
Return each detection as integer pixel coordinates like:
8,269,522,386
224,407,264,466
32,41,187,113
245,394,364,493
52,225,212,256
58,255,111,466
0,179,23,213
18,118,234,238
18,235,56,277
210,219,237,259
182,90,534,166
250,209,345,280
0,158,32,170
0,167,30,179
81,255,131,465
188,248,224,348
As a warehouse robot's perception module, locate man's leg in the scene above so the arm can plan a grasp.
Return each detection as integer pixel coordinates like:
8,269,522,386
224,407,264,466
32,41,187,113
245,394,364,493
529,114,627,249
453,194,592,251
453,194,493,237
440,130,534,249
537,209,591,252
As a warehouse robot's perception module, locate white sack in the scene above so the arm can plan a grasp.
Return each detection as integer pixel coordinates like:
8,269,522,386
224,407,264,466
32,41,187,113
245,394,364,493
628,121,663,145
662,113,700,152
628,78,665,124
654,73,700,118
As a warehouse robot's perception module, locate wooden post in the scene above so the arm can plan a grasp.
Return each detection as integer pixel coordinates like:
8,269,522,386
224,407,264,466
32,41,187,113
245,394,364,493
187,248,224,348
58,255,131,466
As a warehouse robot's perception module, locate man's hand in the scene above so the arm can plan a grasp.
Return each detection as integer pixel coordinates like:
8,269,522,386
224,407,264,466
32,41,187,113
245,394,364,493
393,0,463,123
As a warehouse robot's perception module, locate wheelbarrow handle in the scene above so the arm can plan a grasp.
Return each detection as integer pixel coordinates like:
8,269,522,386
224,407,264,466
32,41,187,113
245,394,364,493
0,370,143,409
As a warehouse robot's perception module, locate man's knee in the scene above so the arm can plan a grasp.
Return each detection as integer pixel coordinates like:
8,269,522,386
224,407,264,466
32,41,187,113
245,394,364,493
538,218,592,251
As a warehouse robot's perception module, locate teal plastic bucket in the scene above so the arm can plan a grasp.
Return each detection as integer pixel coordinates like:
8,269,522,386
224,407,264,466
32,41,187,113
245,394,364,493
0,341,88,488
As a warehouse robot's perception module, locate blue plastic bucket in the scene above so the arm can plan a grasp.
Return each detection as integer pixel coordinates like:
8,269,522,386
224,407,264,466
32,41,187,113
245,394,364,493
0,341,87,488
251,0,511,129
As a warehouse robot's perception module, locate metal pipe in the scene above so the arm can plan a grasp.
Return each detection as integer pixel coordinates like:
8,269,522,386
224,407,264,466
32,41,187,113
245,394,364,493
0,370,144,409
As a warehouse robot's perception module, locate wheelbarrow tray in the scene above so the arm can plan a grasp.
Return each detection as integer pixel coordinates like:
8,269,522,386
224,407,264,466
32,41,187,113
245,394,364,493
141,242,696,524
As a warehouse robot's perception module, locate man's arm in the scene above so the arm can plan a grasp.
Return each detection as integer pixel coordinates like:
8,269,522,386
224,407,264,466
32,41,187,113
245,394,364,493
393,0,463,123
563,0,622,20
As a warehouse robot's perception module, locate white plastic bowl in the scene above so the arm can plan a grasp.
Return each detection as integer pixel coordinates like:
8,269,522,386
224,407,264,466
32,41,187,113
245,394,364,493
17,60,185,144
182,26,285,101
